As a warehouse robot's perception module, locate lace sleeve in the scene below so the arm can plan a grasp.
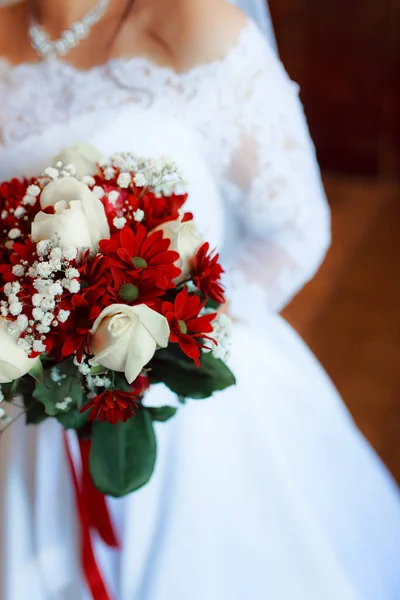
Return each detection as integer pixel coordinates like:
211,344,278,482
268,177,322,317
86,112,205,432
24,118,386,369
222,23,330,318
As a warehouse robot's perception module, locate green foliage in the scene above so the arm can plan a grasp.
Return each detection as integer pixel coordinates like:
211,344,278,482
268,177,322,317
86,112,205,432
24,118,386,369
149,346,236,399
23,394,48,426
57,406,90,430
28,359,45,385
90,409,157,497
146,405,177,422
33,360,84,417
0,378,45,426
89,364,108,376
204,297,221,311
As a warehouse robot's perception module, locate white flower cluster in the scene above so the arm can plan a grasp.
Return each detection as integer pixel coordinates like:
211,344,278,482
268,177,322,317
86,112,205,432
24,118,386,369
1,282,23,317
113,216,127,230
73,355,111,393
22,183,41,207
50,366,67,383
133,208,145,222
1,238,79,357
45,163,75,181
1,184,39,243
91,375,112,389
8,228,22,240
50,368,73,412
112,212,144,229
92,168,147,227
90,153,187,234
22,162,76,208
16,162,75,218
202,312,233,362
73,354,92,377
23,164,74,206
55,396,74,412
103,153,187,197
107,190,119,205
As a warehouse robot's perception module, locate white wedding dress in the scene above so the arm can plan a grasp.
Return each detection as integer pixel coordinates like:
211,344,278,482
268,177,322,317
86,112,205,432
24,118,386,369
1,20,400,600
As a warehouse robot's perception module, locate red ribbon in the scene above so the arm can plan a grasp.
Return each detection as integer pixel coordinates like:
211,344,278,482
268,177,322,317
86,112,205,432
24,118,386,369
64,434,120,600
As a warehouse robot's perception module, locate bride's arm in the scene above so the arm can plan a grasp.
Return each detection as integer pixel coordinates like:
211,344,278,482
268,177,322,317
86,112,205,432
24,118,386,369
223,22,331,317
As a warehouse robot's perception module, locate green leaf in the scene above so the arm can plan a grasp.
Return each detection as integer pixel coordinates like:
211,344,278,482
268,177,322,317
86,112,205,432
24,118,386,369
146,405,177,422
204,297,221,311
1,378,43,424
33,360,84,416
57,406,90,430
28,359,45,385
149,348,236,399
90,409,156,497
8,378,22,399
89,364,108,376
23,395,48,426
113,373,132,393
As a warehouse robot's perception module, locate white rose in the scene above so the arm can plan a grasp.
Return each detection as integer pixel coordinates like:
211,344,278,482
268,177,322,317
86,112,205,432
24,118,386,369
53,143,104,179
31,179,110,253
90,304,170,384
155,216,204,283
0,320,39,384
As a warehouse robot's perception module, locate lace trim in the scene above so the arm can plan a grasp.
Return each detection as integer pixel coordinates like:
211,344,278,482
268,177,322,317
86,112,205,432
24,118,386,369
0,21,254,146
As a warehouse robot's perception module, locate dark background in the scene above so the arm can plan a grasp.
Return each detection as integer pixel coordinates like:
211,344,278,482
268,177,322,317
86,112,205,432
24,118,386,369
268,0,400,481
269,0,399,177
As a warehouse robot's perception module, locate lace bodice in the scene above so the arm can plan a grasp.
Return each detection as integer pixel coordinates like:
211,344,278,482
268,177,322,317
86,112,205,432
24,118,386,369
0,20,330,318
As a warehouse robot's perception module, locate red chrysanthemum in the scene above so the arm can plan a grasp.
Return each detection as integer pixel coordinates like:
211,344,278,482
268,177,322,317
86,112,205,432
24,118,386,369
49,256,106,361
0,178,40,244
0,238,38,286
77,252,112,310
192,242,225,304
99,224,181,304
93,170,189,232
81,390,140,424
162,287,217,366
57,294,102,361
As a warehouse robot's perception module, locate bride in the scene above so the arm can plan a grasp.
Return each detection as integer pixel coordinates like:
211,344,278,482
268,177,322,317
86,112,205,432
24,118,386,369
1,0,400,598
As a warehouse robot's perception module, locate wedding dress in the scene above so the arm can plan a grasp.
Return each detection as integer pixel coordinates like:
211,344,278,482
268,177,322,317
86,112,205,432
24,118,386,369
1,20,400,600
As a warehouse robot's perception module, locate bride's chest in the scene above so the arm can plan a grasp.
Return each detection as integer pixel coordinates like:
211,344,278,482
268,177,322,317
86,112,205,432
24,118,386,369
0,58,234,152
0,60,174,146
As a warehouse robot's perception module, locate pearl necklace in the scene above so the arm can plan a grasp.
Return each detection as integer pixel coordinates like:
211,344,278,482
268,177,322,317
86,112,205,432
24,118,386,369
29,0,110,59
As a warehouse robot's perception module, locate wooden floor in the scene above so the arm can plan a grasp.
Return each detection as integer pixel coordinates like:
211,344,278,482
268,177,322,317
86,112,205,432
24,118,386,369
283,175,400,483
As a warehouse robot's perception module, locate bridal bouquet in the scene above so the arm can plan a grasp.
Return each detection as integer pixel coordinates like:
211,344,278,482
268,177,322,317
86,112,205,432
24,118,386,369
0,144,235,497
